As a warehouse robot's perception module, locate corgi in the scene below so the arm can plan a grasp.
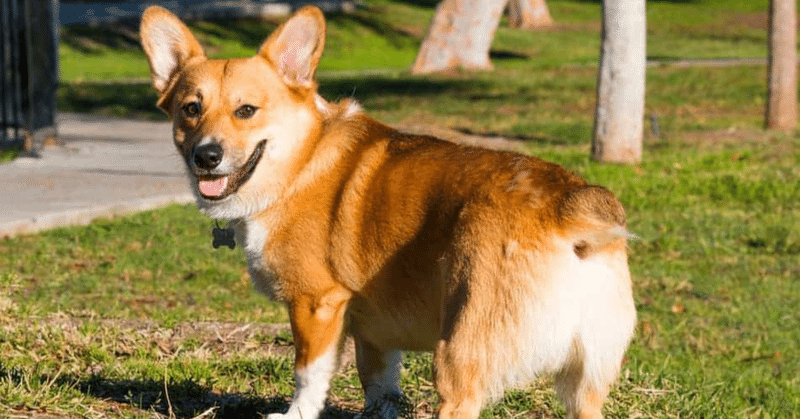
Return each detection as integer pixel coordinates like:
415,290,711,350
140,6,636,419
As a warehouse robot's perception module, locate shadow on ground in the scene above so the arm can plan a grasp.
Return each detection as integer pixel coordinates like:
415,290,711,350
319,75,481,102
57,74,569,145
52,372,360,418
58,83,165,121
57,75,484,121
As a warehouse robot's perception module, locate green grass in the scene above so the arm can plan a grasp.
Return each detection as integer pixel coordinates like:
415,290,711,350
57,0,771,83
58,1,424,83
3,133,798,418
4,0,800,417
56,64,770,138
1,205,285,324
0,146,21,163
56,0,774,135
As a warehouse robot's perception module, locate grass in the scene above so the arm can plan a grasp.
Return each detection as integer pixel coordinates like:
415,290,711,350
3,133,798,418
56,0,773,136
3,0,799,417
58,0,423,83
57,0,772,83
0,146,21,163
2,205,285,324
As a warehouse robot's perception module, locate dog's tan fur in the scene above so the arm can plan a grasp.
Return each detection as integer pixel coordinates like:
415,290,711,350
140,6,636,419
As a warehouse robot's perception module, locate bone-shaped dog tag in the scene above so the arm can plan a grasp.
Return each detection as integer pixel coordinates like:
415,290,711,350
212,226,236,249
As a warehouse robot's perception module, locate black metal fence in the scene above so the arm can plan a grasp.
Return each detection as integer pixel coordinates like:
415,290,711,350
1,0,58,151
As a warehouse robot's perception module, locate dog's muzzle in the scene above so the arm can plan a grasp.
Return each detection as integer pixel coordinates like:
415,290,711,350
191,139,267,200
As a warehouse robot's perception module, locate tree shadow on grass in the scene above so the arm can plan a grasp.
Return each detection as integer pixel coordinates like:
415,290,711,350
451,126,560,144
61,21,142,55
60,5,417,58
58,82,166,121
57,75,576,147
52,372,359,418
318,74,490,104
386,0,440,9
490,49,531,61
61,18,278,56
57,75,478,120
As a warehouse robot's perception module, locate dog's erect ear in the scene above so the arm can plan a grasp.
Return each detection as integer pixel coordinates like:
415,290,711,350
259,6,326,87
140,6,205,93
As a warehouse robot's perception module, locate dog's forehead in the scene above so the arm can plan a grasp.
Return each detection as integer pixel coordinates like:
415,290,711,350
221,58,282,95
178,57,281,100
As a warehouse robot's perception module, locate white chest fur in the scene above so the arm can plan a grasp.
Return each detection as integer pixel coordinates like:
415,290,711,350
237,218,282,300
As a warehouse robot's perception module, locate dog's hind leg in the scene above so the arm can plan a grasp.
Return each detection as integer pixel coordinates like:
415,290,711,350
355,339,403,419
554,244,636,419
432,263,489,419
554,344,609,419
433,337,485,419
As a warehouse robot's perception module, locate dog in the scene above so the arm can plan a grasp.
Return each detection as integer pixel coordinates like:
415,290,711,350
140,6,636,419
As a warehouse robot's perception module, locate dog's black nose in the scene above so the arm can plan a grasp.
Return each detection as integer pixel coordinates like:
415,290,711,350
193,143,224,170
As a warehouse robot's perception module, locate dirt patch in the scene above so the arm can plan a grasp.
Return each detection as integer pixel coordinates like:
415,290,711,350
658,127,796,166
722,11,768,32
8,315,359,367
3,316,364,418
551,20,601,34
3,413,79,419
679,127,779,148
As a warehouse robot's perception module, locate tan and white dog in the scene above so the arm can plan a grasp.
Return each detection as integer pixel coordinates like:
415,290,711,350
140,6,636,419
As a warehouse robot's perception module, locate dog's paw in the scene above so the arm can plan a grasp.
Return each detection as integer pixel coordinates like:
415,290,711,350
357,392,411,419
266,409,315,419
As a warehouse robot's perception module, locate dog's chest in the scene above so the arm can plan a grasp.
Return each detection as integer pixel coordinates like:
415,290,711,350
237,219,282,299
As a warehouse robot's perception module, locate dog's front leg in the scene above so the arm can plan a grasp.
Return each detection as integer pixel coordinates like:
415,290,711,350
268,289,350,419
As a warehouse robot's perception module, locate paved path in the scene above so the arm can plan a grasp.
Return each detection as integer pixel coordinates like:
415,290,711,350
0,113,194,238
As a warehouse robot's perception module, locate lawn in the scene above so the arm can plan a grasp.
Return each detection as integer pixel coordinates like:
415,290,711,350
3,0,799,417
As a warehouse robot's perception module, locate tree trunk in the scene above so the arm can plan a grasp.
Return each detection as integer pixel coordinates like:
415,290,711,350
592,0,646,164
411,0,507,74
765,0,797,131
507,0,553,30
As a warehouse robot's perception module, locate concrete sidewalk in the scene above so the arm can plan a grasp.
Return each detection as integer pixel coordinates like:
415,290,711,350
0,113,195,238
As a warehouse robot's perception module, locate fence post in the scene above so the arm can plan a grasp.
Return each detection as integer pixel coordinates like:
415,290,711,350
1,0,58,155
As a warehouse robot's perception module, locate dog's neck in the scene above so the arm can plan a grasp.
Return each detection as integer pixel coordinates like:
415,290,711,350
277,96,365,198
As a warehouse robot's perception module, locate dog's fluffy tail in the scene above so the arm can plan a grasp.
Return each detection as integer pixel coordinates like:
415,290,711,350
557,185,635,258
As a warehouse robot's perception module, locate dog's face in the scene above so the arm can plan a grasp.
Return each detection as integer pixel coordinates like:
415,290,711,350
140,6,325,219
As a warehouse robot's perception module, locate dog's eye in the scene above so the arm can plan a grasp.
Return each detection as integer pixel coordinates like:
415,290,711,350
235,105,257,119
183,102,201,118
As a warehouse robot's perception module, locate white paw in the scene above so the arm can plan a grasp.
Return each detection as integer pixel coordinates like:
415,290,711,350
266,407,314,419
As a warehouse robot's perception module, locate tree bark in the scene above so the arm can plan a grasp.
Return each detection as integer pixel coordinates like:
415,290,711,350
411,0,507,74
592,0,646,164
765,0,797,131
507,0,553,30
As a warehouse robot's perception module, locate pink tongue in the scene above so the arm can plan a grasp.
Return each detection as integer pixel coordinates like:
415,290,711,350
198,176,229,197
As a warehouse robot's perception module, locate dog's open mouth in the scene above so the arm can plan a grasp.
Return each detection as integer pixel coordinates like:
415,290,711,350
196,140,267,200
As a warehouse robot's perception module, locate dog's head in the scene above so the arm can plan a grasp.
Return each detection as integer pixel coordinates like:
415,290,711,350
140,6,326,219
